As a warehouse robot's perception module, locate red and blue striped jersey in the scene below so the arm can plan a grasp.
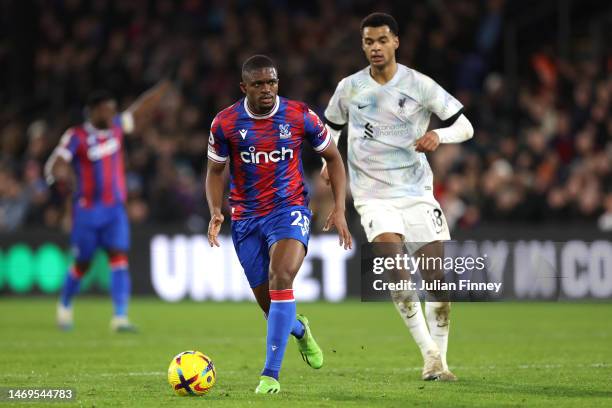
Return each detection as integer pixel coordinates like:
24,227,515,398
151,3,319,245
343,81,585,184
56,115,132,208
207,96,331,220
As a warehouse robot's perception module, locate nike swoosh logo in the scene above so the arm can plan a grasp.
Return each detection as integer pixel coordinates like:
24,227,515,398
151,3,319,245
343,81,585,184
358,104,369,109
407,312,418,319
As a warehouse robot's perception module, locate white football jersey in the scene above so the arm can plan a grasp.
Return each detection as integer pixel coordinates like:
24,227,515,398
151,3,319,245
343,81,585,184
325,64,462,201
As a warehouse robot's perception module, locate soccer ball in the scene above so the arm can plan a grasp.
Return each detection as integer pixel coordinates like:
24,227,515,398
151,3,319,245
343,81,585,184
167,350,216,396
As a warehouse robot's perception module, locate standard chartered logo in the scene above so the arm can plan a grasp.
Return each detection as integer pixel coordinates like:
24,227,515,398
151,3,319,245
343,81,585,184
0,244,109,293
240,146,294,164
362,123,413,139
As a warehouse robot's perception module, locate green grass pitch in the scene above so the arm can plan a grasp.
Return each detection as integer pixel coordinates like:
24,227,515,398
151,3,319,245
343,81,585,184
1,298,611,407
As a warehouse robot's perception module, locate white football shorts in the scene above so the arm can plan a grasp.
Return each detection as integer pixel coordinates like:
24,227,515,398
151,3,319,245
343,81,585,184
354,195,451,246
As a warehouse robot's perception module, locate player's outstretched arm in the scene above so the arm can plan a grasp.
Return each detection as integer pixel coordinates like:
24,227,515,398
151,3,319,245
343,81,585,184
125,79,173,131
319,142,352,250
205,160,226,247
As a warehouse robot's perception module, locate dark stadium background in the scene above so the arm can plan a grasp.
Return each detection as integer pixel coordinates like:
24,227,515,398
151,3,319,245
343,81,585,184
0,0,610,300
1,3,611,407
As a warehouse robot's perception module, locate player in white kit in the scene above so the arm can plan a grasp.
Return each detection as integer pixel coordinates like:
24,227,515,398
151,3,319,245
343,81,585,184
321,13,474,381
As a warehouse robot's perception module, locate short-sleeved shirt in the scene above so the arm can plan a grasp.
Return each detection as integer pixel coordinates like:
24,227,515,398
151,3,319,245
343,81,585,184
208,96,331,220
55,113,134,208
324,64,462,200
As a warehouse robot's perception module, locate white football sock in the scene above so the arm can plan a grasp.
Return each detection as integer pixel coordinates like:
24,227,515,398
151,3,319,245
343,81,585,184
425,301,451,371
390,290,438,359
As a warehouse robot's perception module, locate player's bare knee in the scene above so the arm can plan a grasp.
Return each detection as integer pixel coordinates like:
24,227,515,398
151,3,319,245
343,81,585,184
268,266,296,290
268,275,293,290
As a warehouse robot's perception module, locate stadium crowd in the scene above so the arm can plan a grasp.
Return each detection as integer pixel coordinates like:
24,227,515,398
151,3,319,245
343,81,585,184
0,0,610,232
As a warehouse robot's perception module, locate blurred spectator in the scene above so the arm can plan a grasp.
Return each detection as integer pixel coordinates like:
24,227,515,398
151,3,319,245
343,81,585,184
0,0,610,232
0,167,29,231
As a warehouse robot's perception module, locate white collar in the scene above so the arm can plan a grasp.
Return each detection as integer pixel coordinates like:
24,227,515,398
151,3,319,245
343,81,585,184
366,63,402,87
244,96,280,119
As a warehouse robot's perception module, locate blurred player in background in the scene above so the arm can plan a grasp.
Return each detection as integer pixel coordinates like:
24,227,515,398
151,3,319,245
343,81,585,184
322,13,474,381
206,55,351,394
45,80,172,332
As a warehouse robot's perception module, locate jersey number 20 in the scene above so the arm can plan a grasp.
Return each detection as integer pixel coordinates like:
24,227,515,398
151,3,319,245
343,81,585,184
291,211,310,237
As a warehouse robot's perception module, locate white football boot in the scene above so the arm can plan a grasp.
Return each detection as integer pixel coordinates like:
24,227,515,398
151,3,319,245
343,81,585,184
56,303,73,331
110,316,138,333
422,349,444,381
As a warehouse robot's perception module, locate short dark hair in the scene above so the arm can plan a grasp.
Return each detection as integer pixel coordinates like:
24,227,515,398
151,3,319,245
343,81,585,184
86,90,114,108
360,12,399,36
241,55,277,80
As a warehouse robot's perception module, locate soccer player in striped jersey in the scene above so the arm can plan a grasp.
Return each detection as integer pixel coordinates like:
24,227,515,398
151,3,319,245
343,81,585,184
45,80,171,332
322,13,474,381
206,55,351,394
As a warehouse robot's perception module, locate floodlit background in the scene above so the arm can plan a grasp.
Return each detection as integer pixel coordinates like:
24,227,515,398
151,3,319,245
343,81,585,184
0,1,611,407
0,0,610,299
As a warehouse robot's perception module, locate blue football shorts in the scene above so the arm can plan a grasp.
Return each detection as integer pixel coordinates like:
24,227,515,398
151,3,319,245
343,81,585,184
71,202,130,262
231,205,311,288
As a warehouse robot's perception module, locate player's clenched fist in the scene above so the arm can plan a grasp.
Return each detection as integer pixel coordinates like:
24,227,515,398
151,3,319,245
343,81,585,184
414,130,440,152
323,207,353,250
207,212,224,247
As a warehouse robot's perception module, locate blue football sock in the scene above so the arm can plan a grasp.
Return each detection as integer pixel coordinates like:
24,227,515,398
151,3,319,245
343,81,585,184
60,267,83,307
262,289,296,380
110,255,131,317
264,312,304,339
